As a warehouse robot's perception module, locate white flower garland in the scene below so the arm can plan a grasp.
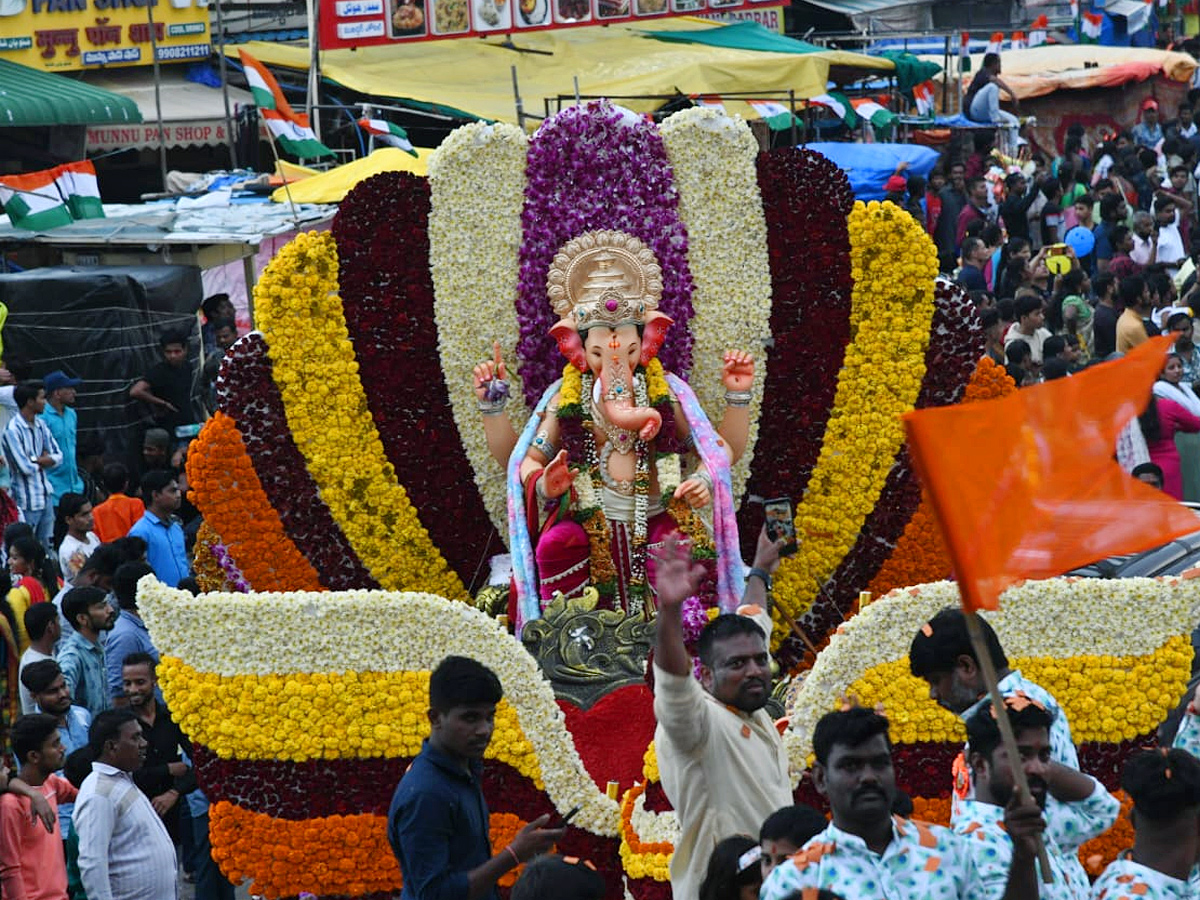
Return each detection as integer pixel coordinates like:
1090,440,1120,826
782,576,1200,775
429,122,531,535
630,786,679,846
659,108,773,505
138,578,621,835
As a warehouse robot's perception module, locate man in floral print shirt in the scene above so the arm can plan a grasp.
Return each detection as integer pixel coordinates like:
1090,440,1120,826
1090,748,1200,900
955,697,1119,900
760,707,1040,900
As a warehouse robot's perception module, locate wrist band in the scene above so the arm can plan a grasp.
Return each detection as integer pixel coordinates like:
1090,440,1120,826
725,389,752,408
748,567,773,590
478,398,508,415
505,845,522,866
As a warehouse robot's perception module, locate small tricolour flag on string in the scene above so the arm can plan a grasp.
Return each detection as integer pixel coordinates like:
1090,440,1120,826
1010,31,1027,50
55,161,103,220
356,118,419,157
691,94,726,113
1069,0,1080,19
1081,11,1104,41
960,32,972,72
851,98,897,129
239,48,335,159
986,31,1004,54
807,93,859,129
1029,15,1048,47
913,80,937,116
747,100,796,131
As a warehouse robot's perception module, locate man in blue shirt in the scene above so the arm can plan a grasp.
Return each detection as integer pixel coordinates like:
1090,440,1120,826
1131,98,1164,150
57,587,116,716
38,370,84,506
21,657,93,837
2,381,61,553
104,561,160,704
128,469,190,588
387,656,564,900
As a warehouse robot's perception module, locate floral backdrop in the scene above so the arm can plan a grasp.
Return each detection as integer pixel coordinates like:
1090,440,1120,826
167,101,1183,899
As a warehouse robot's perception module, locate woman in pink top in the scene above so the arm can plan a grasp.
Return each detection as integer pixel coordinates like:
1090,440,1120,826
1140,392,1200,499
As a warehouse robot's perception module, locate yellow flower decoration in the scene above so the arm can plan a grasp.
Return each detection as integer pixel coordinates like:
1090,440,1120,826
254,231,467,600
771,201,938,640
560,363,582,408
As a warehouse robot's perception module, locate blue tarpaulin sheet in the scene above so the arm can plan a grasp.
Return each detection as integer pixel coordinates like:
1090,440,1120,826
800,142,941,201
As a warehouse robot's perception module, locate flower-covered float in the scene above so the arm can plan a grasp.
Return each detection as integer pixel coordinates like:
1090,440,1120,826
154,101,1192,899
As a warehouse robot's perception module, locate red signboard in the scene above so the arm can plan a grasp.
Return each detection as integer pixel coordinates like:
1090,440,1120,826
318,0,786,49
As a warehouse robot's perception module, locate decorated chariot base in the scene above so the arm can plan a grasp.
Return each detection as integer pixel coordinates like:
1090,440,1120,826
168,99,1193,898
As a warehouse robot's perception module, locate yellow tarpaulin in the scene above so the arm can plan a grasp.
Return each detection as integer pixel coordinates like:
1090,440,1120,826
270,147,433,203
233,18,860,125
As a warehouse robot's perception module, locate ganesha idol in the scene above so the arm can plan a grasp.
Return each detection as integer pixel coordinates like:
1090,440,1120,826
473,229,752,629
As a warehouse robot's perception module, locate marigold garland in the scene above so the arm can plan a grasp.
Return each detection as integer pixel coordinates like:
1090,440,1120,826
658,108,772,505
217,333,377,590
253,230,467,600
428,122,531,533
867,356,1017,596
619,783,673,881
192,522,235,593
185,413,323,592
771,201,938,642
209,802,528,897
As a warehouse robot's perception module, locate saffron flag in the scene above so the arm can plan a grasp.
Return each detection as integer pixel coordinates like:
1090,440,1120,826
1029,15,1049,47
913,80,936,116
1081,11,1104,41
356,118,419,156
901,337,1200,613
986,32,1004,54
808,93,858,128
0,166,76,231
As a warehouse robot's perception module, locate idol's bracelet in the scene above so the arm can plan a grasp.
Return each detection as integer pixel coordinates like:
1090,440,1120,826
724,389,752,407
478,397,509,415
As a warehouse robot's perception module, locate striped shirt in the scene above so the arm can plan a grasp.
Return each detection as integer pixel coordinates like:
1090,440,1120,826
75,762,177,900
2,413,61,512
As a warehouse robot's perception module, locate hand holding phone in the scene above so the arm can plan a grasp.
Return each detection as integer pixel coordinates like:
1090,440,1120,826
763,497,799,557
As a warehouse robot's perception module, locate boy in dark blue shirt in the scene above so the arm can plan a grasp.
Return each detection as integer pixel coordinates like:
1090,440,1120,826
387,656,565,900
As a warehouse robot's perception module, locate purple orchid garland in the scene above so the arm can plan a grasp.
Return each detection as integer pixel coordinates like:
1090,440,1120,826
210,541,250,593
515,101,697,406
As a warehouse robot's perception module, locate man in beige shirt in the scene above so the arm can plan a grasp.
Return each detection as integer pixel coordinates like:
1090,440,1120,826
1116,274,1153,353
652,533,792,900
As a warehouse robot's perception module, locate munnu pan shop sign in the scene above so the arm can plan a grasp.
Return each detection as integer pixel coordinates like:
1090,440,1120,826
0,0,211,72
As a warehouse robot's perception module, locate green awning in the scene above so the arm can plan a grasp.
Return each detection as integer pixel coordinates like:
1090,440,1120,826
0,59,143,127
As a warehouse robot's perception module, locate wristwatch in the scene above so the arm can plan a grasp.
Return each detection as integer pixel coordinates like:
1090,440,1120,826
747,567,773,591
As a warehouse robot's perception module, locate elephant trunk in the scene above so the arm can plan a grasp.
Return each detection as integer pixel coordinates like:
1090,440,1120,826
599,359,662,442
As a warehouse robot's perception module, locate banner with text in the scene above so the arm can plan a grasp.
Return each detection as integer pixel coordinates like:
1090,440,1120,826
0,0,210,72
319,0,788,49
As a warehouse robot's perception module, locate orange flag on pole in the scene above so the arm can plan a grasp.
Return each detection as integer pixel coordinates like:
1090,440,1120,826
902,336,1200,612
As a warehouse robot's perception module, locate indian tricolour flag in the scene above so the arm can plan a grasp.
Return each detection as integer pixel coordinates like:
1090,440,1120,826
959,32,971,72
691,95,726,113
0,167,74,231
240,48,335,159
1081,11,1104,41
1010,31,1027,50
1029,15,1048,47
747,100,795,131
56,160,104,220
261,109,336,159
357,118,419,157
808,93,859,129
851,99,896,129
913,80,936,116
986,32,1004,54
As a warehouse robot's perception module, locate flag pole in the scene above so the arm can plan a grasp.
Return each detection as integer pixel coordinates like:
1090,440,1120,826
963,608,1055,884
261,118,301,226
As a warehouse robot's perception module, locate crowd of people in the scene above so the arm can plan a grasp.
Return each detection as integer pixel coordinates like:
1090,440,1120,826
0,298,236,900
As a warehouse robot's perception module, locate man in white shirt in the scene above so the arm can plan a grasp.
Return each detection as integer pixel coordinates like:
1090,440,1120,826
651,534,790,900
74,708,177,900
956,697,1119,900
1153,195,1187,277
1004,295,1054,366
18,603,57,713
761,707,1041,900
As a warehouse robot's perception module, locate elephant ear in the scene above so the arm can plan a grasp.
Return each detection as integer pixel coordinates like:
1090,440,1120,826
640,311,674,367
550,319,586,371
